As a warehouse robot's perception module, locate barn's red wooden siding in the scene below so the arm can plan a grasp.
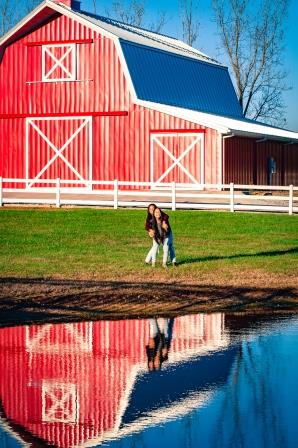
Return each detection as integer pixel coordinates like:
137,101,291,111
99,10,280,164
224,137,298,186
223,137,255,185
284,144,298,185
0,12,220,186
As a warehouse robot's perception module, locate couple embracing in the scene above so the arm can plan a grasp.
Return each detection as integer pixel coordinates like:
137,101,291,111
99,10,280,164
145,203,177,267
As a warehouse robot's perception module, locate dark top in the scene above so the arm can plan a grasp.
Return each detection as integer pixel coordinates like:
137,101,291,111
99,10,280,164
152,212,171,244
145,212,170,232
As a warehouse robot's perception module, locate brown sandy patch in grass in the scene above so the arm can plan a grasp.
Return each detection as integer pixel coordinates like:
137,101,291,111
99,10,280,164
0,276,297,328
24,265,296,289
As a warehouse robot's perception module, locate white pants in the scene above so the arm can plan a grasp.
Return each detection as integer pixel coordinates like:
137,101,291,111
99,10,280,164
151,232,176,265
149,318,170,338
145,242,155,263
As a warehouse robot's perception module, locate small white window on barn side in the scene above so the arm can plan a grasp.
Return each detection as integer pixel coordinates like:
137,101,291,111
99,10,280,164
41,44,77,82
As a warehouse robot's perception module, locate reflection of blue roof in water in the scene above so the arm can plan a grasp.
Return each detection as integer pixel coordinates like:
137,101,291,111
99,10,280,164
0,424,21,448
121,346,237,427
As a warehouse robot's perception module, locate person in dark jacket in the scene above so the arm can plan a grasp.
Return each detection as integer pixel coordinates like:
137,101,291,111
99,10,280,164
151,207,176,267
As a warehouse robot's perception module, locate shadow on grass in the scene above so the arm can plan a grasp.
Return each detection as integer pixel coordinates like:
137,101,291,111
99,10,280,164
178,246,298,265
0,276,297,328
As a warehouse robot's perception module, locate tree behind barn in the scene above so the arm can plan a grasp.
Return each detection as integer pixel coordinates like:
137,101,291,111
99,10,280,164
179,0,200,47
0,0,39,36
105,1,168,33
212,0,289,125
0,0,17,36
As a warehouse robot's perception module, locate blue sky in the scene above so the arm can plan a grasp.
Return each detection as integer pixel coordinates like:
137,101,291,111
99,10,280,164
82,0,298,131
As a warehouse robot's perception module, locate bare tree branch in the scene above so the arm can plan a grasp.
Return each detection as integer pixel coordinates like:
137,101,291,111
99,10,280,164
105,0,169,34
106,0,146,27
92,0,97,15
212,0,289,125
0,0,16,36
148,11,168,34
179,0,200,47
0,0,39,37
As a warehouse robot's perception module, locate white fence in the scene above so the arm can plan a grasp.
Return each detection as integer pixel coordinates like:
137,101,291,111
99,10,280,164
0,177,297,215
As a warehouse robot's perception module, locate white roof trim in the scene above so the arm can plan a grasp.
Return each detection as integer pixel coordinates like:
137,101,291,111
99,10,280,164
136,100,298,142
114,38,138,102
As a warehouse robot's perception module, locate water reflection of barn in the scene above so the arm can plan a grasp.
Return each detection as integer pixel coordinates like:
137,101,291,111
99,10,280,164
0,314,236,447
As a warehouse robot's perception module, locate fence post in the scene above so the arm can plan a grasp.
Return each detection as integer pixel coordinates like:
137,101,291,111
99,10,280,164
171,181,176,211
0,177,3,207
56,178,61,208
114,179,118,209
289,185,293,215
230,182,234,212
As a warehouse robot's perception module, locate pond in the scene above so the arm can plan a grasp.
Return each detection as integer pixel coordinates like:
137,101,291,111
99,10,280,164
0,313,297,448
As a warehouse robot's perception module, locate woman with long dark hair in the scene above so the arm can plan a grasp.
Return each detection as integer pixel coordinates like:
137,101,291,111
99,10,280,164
144,203,157,264
151,207,176,267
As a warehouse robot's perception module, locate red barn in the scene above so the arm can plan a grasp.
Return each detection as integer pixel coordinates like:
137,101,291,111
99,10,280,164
0,0,297,191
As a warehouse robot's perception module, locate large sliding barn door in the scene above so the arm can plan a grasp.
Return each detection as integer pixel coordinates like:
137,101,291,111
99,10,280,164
26,116,92,189
150,132,204,186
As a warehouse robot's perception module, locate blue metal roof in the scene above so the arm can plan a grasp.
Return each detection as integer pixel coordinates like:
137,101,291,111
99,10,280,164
120,40,244,119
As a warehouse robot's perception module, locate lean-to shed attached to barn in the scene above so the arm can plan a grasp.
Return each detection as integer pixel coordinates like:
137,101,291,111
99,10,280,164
0,0,298,190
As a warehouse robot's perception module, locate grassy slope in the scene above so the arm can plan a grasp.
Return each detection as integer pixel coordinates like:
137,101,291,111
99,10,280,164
0,208,297,286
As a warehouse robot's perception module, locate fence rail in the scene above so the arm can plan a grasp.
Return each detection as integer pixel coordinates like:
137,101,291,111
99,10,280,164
0,177,297,215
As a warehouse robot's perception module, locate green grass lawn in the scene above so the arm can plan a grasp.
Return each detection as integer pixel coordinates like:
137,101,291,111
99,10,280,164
0,208,297,285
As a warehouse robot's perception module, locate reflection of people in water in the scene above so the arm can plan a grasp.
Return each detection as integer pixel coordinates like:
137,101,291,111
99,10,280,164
146,318,174,371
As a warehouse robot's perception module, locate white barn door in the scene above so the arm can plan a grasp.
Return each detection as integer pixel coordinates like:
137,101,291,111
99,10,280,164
150,132,204,187
26,116,92,189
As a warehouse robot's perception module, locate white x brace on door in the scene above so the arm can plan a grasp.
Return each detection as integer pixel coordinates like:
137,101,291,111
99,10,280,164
42,381,79,423
26,116,92,189
25,323,93,354
150,132,204,186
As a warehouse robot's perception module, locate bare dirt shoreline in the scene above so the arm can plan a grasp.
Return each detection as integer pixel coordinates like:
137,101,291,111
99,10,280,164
1,277,297,327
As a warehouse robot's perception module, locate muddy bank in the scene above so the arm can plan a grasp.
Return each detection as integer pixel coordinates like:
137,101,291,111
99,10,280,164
0,277,297,327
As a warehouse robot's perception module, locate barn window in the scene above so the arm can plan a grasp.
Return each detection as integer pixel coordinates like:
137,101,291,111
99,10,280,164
41,44,77,82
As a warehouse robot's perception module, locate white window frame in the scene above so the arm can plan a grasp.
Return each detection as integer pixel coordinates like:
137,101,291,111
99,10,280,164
150,132,205,188
41,43,77,82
